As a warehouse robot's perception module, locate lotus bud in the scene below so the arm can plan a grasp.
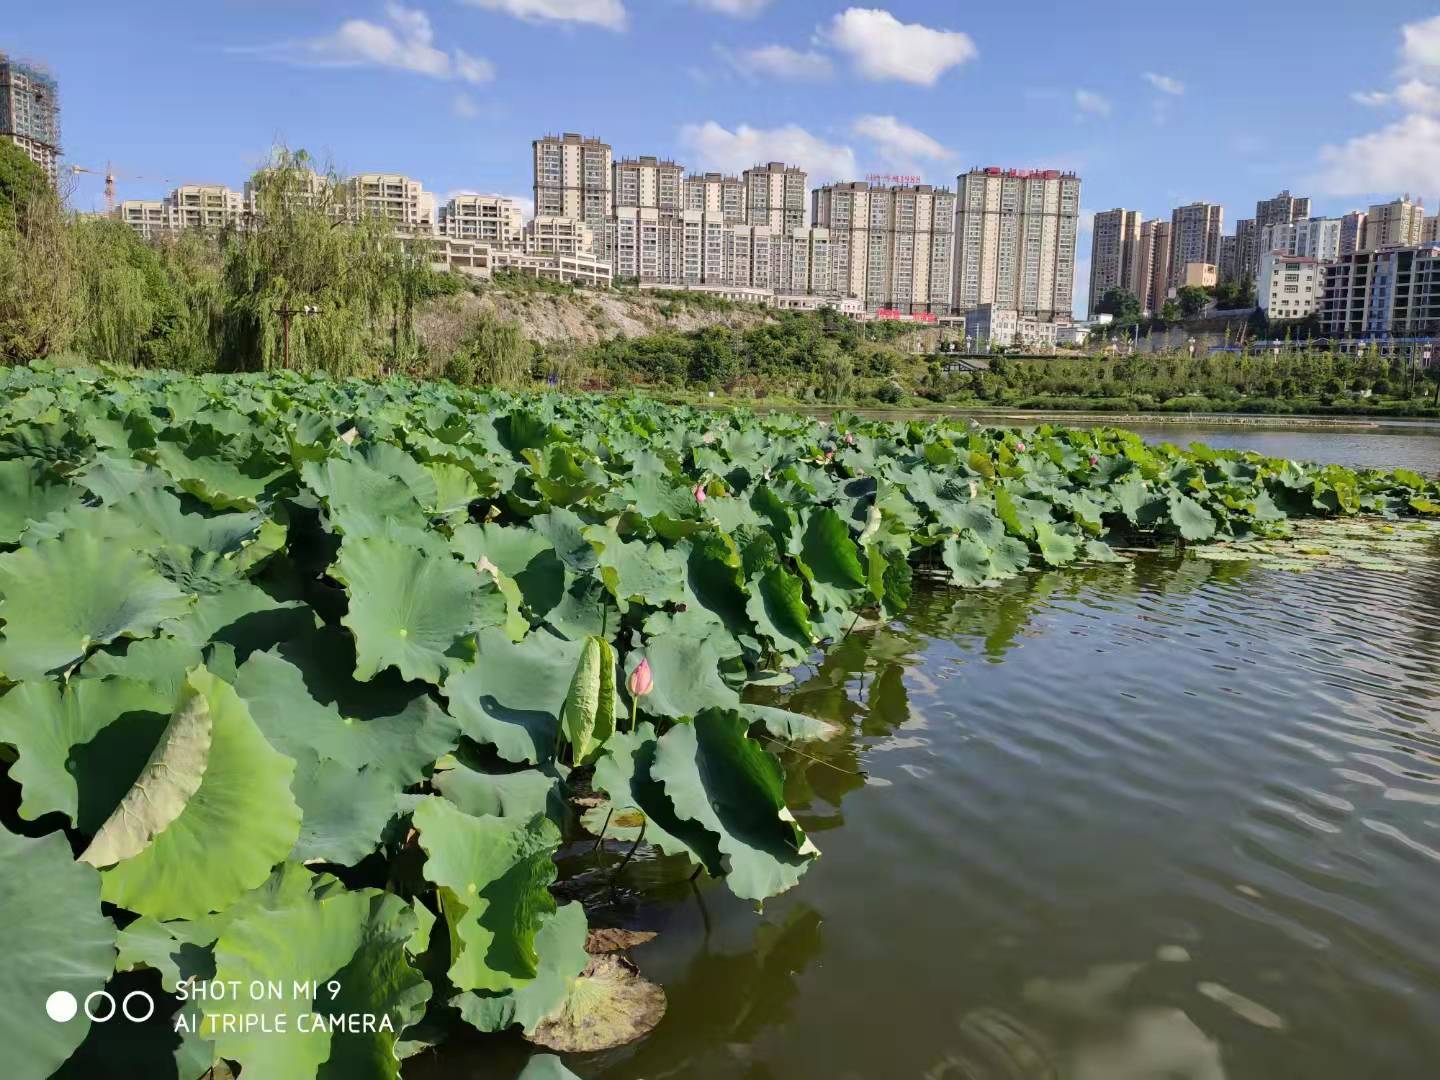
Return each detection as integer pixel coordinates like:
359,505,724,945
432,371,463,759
1016,440,1026,451
627,657,654,698
693,482,707,504
1089,455,1098,467
844,432,856,446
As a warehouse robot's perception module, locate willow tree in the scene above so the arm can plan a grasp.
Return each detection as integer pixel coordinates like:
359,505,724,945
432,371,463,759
0,143,78,363
219,149,403,374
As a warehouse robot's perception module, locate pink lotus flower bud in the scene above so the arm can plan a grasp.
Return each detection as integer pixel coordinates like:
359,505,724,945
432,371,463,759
824,450,835,462
845,432,856,446
1016,440,1026,451
1089,455,1098,467
627,657,653,698
693,482,707,504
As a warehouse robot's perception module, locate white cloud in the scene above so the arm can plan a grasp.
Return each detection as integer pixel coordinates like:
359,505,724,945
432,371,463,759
680,121,856,181
1314,112,1440,195
1395,78,1440,113
727,44,833,80
695,0,771,15
240,4,494,84
820,8,977,86
452,92,481,118
460,0,626,30
852,115,954,164
1352,89,1391,106
1074,89,1111,116
1142,71,1184,95
1401,14,1440,77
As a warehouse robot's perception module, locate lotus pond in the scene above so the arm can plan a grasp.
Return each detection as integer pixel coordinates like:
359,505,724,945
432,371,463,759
1,366,1437,1080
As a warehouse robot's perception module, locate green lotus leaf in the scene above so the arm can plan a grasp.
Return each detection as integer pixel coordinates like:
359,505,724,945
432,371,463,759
114,915,217,993
1168,491,1218,541
584,524,688,613
434,760,564,822
79,671,214,867
796,507,867,612
333,531,504,684
411,797,564,993
651,709,818,901
451,522,566,617
443,627,586,764
289,751,402,864
1032,520,1081,567
590,722,724,875
144,426,286,510
517,1054,585,1080
300,443,432,535
96,666,303,920
0,829,117,1080
0,457,79,544
453,902,589,1034
0,529,194,681
0,676,172,828
203,869,430,1080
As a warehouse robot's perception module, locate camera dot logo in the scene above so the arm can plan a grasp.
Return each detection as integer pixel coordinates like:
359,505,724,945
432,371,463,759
45,991,78,1023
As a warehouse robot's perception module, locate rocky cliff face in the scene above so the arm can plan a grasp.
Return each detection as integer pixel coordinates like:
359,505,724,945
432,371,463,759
417,285,779,353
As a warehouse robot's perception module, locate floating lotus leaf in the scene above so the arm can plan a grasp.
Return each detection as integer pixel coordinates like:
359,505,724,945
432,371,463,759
0,828,118,1080
0,457,78,543
528,954,667,1053
454,902,589,1034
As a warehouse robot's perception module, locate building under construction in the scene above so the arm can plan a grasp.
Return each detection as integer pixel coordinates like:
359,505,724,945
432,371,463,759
0,52,61,185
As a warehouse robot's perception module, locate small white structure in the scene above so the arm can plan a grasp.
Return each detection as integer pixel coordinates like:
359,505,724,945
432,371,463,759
1257,252,1320,320
964,304,1059,349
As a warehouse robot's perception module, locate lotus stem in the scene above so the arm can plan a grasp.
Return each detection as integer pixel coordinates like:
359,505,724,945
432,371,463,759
609,819,645,890
590,807,613,855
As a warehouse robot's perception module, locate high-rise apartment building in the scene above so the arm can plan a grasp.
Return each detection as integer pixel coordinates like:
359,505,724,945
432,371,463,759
1140,219,1171,313
1251,190,1310,272
812,181,955,314
0,53,60,185
1218,235,1239,284
1226,218,1256,284
1260,217,1345,263
952,167,1081,320
744,162,808,231
118,183,246,237
349,173,435,231
438,193,524,246
1363,197,1424,250
1168,203,1223,288
1424,215,1440,244
1087,208,1143,317
533,133,613,253
685,172,744,223
1339,210,1367,256
525,216,594,257
613,156,685,212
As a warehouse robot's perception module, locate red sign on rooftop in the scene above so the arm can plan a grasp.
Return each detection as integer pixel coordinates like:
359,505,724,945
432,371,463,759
866,173,922,185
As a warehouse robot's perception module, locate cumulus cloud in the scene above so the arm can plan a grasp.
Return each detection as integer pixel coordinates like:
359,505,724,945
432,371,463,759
238,4,494,83
1142,71,1184,95
460,0,626,30
1314,112,1440,195
1401,14,1440,77
726,44,833,80
1074,89,1111,117
852,115,954,164
680,121,857,181
695,0,771,15
820,8,977,86
1395,78,1440,113
1352,89,1391,106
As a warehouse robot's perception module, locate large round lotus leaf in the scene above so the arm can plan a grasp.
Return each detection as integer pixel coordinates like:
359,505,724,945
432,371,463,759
0,529,194,680
332,531,502,684
289,751,401,864
443,627,586,764
411,797,562,993
0,828,117,1080
528,954,666,1053
300,448,428,537
650,709,819,902
796,507,868,611
95,666,303,920
144,426,285,510
0,676,171,828
434,760,563,822
0,457,78,544
454,901,589,1035
203,870,430,1080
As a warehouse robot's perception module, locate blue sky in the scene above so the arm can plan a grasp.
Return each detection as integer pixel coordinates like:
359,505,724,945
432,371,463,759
7,1,1440,313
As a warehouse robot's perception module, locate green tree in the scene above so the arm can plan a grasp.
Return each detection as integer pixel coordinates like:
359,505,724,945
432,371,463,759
1095,287,1142,325
1176,286,1210,318
0,140,49,233
0,148,77,362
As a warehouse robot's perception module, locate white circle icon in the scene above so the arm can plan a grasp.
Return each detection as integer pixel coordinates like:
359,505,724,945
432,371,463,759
84,991,116,1023
45,991,78,1023
121,990,156,1023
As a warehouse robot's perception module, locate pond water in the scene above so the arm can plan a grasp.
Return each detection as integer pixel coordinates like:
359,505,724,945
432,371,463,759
411,431,1440,1080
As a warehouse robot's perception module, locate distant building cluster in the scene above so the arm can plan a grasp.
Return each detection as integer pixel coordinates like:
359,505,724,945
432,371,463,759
1090,187,1440,341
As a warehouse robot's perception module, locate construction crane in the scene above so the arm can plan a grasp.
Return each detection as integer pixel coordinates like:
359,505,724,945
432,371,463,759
65,161,176,214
